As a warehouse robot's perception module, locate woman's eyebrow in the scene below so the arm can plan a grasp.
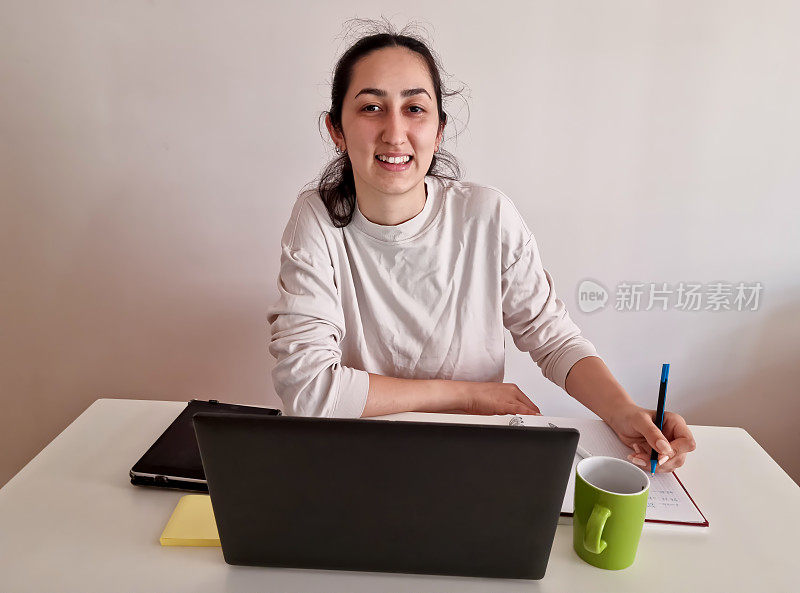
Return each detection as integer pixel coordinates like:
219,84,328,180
354,87,432,100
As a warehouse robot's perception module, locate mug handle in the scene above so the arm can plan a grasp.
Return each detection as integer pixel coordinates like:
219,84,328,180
583,504,612,554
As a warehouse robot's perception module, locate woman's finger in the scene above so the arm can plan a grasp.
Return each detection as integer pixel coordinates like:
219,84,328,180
512,402,539,415
666,436,695,456
655,452,687,473
632,412,674,456
634,435,693,459
629,450,686,472
517,395,540,415
527,403,542,415
626,454,648,468
662,413,697,455
519,405,541,416
631,440,652,455
624,440,650,460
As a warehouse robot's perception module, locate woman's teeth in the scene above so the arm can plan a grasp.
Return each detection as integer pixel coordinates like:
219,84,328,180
376,155,411,164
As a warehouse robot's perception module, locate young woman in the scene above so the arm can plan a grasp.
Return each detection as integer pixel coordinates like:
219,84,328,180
267,30,695,473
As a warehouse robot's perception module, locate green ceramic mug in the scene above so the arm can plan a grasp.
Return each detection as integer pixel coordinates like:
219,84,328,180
573,456,650,570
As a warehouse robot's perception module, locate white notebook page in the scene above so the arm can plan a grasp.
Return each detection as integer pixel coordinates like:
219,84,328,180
518,415,707,525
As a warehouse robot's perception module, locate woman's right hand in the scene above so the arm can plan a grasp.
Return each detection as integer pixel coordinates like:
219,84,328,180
461,382,541,416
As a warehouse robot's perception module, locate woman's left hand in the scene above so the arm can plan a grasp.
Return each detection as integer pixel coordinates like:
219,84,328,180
608,404,697,473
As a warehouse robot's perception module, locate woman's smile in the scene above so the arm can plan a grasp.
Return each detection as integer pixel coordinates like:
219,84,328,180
375,154,414,171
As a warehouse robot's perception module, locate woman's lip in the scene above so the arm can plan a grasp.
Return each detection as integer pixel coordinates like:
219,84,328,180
375,155,413,171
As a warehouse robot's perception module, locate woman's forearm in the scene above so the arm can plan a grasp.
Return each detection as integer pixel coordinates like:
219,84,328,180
361,372,541,418
361,373,470,417
564,356,638,425
361,358,635,420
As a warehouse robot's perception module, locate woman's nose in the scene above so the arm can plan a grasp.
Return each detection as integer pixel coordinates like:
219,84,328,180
381,109,407,145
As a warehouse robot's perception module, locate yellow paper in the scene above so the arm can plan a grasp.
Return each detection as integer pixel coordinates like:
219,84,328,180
159,494,221,546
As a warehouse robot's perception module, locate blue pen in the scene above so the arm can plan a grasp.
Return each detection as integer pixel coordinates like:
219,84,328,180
650,363,670,474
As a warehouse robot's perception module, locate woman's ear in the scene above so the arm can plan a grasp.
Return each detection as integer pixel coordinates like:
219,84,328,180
325,113,345,150
436,123,445,152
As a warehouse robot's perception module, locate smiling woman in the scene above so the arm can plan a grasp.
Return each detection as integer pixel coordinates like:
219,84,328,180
315,23,464,228
266,18,696,475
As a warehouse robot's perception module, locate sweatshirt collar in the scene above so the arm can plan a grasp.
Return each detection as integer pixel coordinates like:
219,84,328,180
351,176,442,243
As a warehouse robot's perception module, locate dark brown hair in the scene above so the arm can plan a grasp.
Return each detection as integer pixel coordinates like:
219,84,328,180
309,19,468,227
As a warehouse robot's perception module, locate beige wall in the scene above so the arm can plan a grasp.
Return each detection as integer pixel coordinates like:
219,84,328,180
2,1,799,488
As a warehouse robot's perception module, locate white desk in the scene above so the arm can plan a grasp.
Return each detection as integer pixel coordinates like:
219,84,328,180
0,399,797,592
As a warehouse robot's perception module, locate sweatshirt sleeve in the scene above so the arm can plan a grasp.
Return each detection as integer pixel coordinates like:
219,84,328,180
499,196,600,391
266,196,370,417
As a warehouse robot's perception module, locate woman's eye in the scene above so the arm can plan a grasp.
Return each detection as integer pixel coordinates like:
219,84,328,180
362,105,425,113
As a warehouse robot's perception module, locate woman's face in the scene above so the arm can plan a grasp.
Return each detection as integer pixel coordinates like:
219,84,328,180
328,47,443,198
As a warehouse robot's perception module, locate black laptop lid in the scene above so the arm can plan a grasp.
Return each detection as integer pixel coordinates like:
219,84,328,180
192,414,578,580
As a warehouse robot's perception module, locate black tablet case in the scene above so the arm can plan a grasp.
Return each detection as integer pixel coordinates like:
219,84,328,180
129,399,281,491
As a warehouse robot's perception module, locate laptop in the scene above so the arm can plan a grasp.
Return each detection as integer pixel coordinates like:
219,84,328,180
192,413,578,580
129,399,281,491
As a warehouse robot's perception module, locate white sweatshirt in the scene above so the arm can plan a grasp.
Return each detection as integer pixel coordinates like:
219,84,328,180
267,175,599,417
